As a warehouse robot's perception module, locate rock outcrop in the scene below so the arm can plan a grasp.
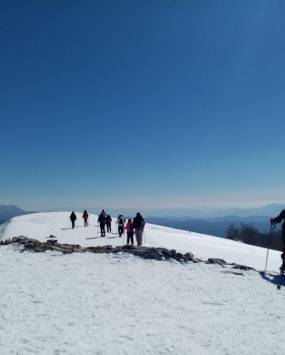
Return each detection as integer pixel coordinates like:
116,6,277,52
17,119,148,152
0,237,195,262
0,236,256,272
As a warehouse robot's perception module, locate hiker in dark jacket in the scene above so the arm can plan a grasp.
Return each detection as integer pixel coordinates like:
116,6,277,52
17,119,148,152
133,212,145,246
271,209,285,247
82,210,89,227
98,210,107,237
106,214,112,233
70,212,77,229
117,215,126,237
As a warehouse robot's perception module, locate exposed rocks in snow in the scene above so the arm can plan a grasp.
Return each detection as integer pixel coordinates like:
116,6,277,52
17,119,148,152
205,257,256,272
230,263,256,271
0,237,195,263
0,237,256,272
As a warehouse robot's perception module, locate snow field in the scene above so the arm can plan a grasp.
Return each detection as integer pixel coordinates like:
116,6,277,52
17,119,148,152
0,212,281,271
0,246,284,355
0,212,284,355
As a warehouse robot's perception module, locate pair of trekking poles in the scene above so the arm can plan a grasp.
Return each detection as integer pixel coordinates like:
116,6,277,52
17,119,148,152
264,222,276,273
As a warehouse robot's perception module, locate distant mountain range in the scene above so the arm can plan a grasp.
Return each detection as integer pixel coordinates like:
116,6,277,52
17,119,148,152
0,205,31,224
90,203,285,219
143,203,285,219
147,215,273,238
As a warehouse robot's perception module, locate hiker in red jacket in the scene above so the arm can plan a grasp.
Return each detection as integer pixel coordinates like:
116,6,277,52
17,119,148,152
125,219,134,245
82,210,89,227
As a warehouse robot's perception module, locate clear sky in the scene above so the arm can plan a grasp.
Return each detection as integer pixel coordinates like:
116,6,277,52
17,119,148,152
1,0,285,211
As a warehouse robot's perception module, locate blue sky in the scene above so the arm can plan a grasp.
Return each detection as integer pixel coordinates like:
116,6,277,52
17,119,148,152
1,0,285,211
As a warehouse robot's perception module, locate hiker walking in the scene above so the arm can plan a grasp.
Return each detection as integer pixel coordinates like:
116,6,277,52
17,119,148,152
271,210,285,285
133,212,145,246
98,210,107,237
125,219,134,245
70,211,77,229
117,214,126,237
106,214,112,233
271,209,285,248
82,210,89,227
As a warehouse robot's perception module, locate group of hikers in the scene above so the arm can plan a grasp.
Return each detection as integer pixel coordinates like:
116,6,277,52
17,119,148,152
68,208,285,272
69,210,145,246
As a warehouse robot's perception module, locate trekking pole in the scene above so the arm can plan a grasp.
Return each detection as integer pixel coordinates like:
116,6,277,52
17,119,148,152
264,223,275,273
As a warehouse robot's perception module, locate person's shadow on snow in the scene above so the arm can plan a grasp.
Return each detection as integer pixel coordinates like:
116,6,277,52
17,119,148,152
61,227,81,230
260,272,283,286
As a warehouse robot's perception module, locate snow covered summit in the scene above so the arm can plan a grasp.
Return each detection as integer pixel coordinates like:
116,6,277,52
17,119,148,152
1,212,285,355
0,212,281,271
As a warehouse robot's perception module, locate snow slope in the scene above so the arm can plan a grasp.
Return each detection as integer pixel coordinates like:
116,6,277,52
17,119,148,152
0,212,281,271
1,212,285,355
0,243,285,354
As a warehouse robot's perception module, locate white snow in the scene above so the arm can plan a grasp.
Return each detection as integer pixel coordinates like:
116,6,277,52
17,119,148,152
0,212,284,354
0,212,281,271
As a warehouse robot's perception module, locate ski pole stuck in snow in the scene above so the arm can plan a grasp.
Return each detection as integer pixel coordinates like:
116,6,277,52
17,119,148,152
264,223,276,273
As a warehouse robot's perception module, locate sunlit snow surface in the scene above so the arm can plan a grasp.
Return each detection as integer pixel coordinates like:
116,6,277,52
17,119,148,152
0,212,281,270
0,212,284,354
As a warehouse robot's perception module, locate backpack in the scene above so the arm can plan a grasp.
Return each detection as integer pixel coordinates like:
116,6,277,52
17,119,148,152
134,216,145,229
118,216,125,225
99,213,106,224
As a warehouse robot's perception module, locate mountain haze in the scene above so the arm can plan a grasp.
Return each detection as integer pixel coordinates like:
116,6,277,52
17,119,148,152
0,205,30,223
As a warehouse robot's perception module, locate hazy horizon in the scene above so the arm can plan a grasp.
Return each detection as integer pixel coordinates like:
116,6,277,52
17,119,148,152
2,187,285,213
2,201,285,219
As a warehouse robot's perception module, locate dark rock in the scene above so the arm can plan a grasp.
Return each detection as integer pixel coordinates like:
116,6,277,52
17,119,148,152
175,253,184,261
132,249,163,261
168,249,177,258
84,246,112,253
192,258,202,264
207,258,227,266
47,239,58,245
232,264,255,271
183,252,194,261
113,246,124,254
121,244,136,250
